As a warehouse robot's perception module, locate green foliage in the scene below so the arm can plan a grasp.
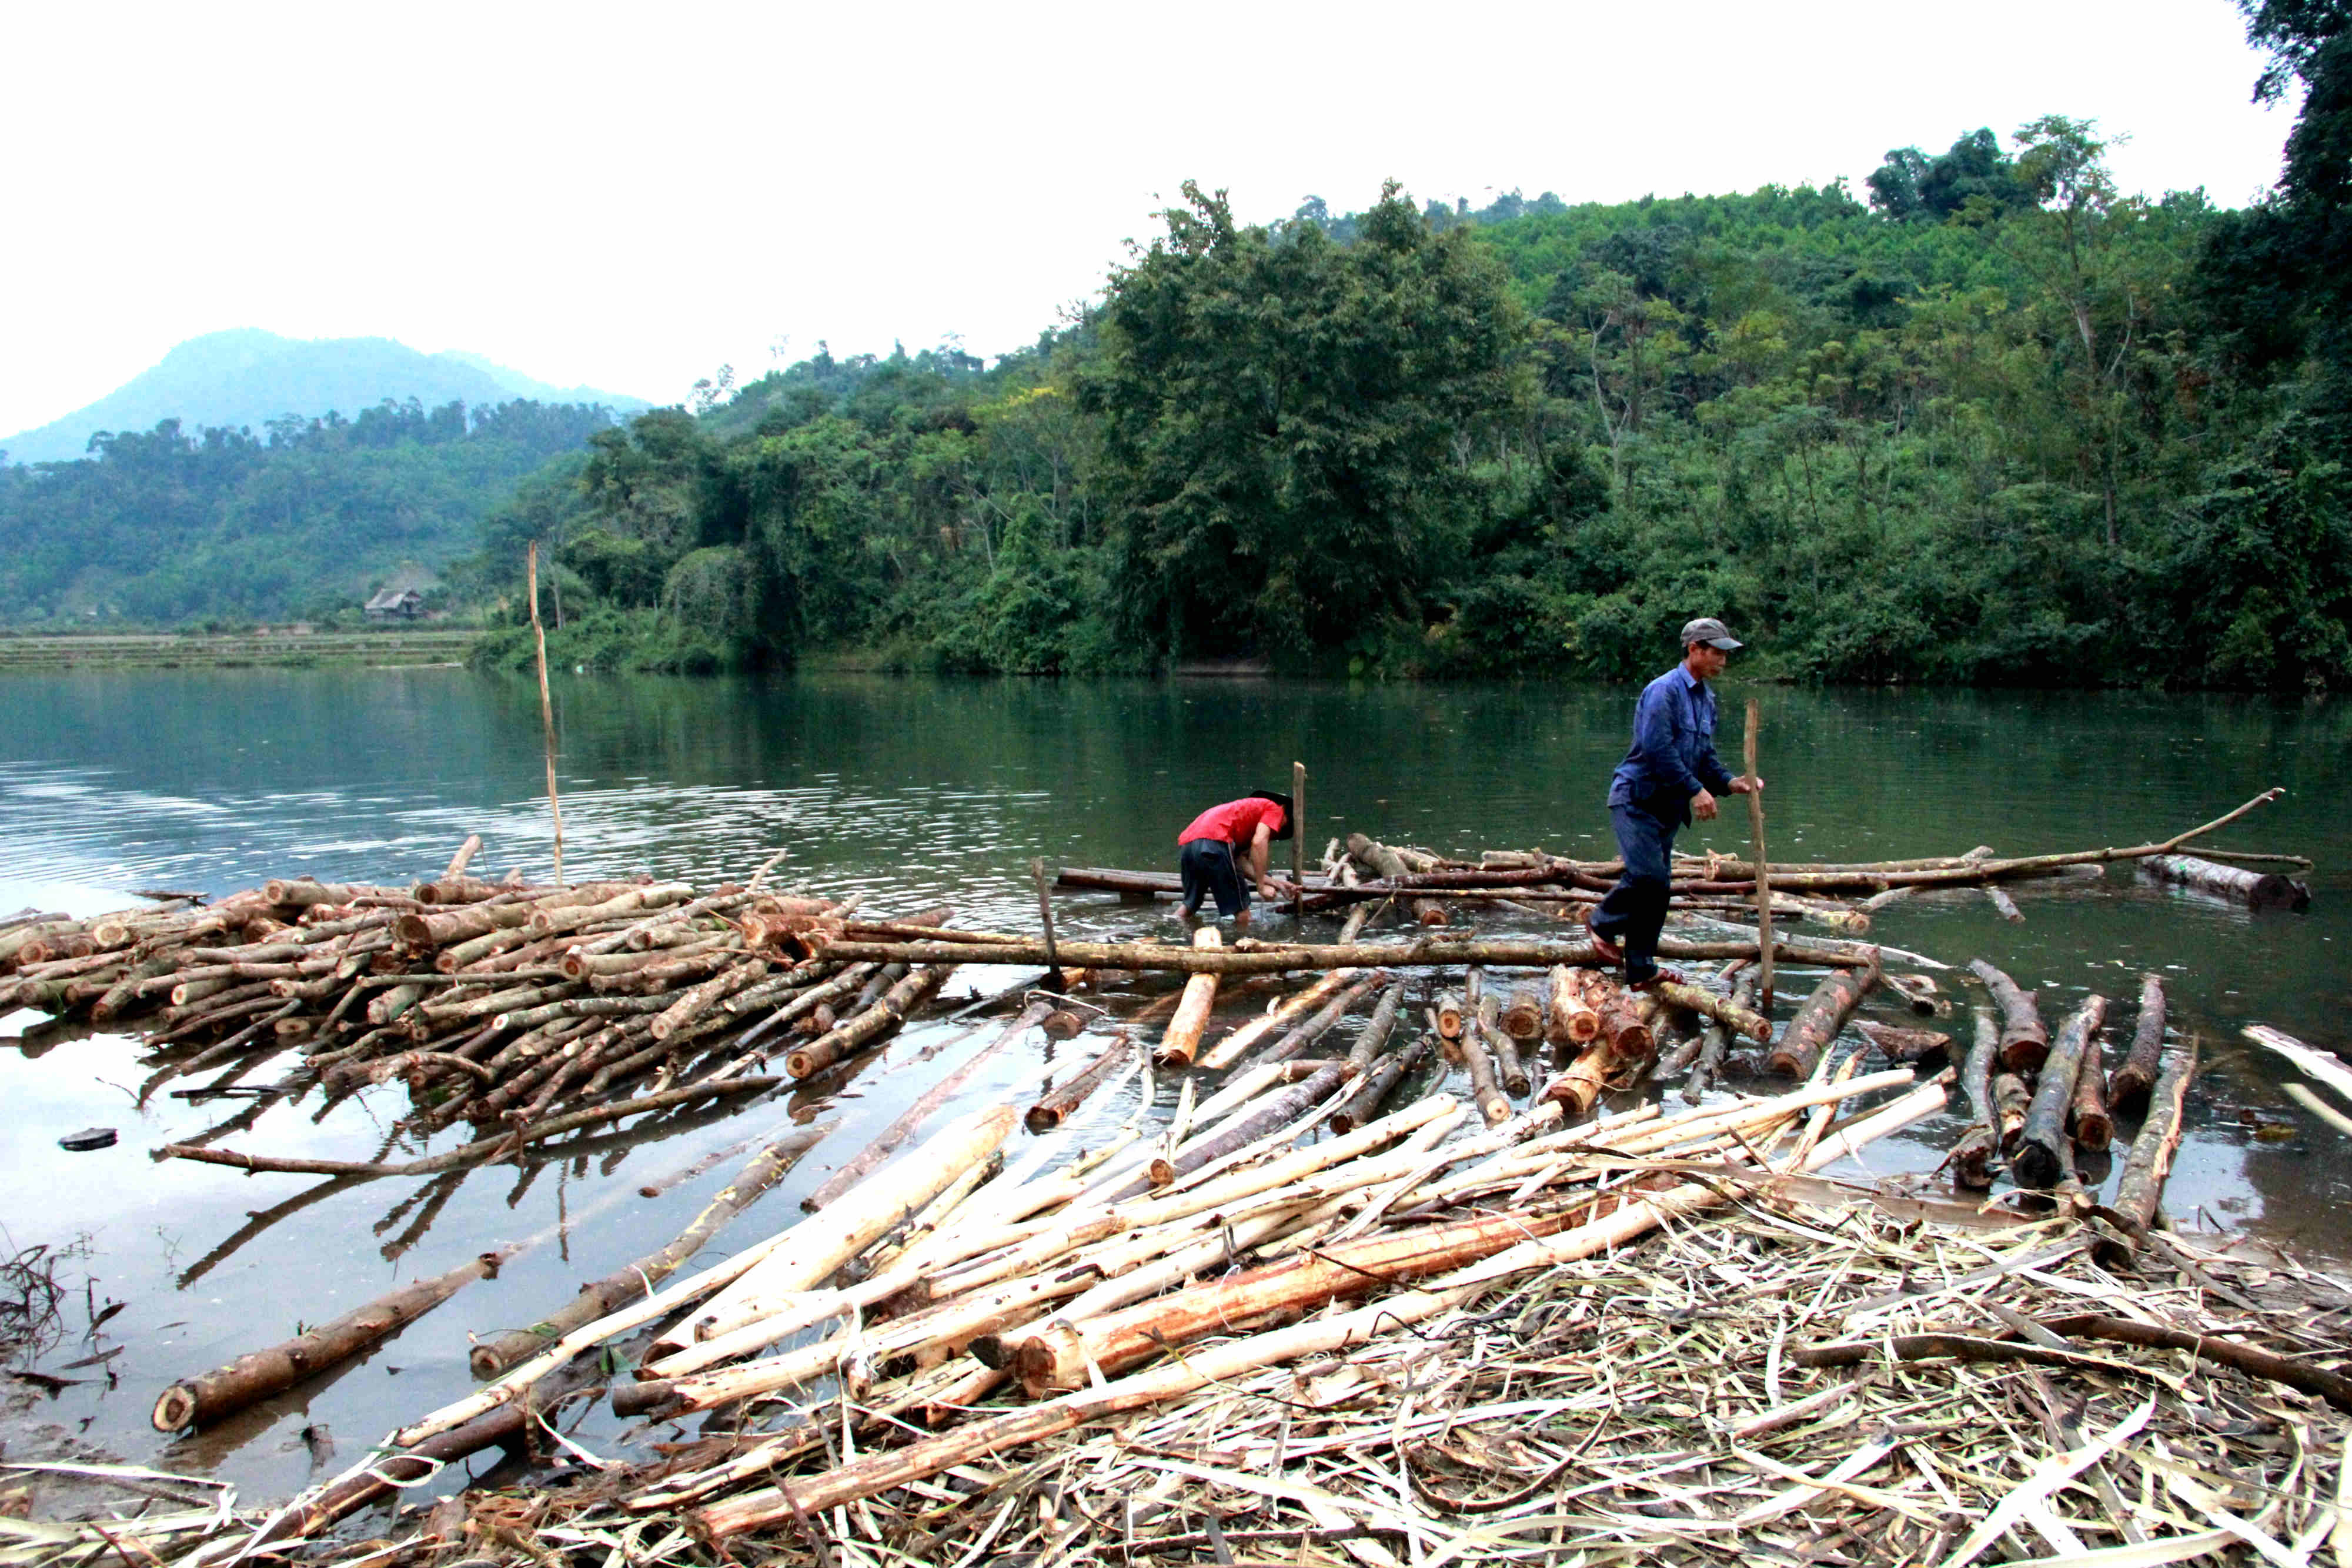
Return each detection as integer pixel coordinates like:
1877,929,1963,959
0,400,612,623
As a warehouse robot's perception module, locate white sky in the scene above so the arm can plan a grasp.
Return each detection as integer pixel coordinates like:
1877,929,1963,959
0,0,2296,437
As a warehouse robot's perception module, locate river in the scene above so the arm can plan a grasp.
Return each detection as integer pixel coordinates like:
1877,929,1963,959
0,669,2343,1503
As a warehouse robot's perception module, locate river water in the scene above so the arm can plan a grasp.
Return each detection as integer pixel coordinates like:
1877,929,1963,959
0,670,2343,1504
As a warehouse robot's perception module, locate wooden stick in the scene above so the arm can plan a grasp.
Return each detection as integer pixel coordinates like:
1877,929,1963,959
526,540,564,890
155,1247,507,1430
1745,697,1775,1013
1291,760,1306,919
466,1119,833,1378
1030,857,1060,977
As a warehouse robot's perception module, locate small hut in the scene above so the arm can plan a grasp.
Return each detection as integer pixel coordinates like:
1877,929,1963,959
364,587,425,620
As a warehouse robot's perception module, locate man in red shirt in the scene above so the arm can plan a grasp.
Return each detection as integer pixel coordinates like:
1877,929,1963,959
1177,791,1297,930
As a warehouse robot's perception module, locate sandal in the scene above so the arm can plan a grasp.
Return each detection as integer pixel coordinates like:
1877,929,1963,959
1629,967,1689,992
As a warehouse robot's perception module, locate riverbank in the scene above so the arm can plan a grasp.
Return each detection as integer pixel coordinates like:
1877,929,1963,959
0,629,476,671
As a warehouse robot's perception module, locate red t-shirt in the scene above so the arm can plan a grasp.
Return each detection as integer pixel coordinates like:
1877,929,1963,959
1177,797,1285,848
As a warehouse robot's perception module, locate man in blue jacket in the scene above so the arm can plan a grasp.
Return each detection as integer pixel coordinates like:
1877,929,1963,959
1586,618,1762,989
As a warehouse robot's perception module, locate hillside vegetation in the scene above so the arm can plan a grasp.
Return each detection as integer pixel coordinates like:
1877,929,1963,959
0,399,613,623
476,92,2352,689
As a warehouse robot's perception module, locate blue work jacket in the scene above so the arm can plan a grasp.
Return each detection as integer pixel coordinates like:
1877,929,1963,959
1606,665,1736,825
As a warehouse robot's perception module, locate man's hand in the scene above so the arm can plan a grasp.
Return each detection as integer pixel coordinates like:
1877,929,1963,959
1692,788,1719,821
1726,777,1763,795
1260,878,1298,901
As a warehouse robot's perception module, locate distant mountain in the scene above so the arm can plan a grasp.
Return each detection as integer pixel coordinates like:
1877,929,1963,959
1,329,652,465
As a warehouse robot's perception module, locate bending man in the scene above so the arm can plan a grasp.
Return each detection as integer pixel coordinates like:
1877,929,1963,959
1177,791,1295,931
1586,618,1762,989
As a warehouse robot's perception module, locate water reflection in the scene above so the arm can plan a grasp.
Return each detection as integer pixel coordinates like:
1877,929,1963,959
0,669,2343,1502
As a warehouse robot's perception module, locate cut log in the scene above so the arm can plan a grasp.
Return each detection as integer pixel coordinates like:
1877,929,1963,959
1762,962,1878,1078
2012,994,2107,1188
2104,1038,2198,1259
467,1120,833,1378
2070,1018,2113,1153
1252,971,1384,1068
1462,996,1511,1125
1652,978,1770,1043
784,963,953,1079
1196,968,1365,1071
1984,886,2024,922
1345,835,1448,925
2107,972,2167,1112
2140,852,2310,911
1484,988,1530,1095
1152,927,1224,1068
1967,959,2048,1072
1950,1004,2000,1190
1344,981,1406,1074
1331,1034,1432,1135
1545,964,1601,1047
155,1248,507,1430
1026,1036,1134,1132
1993,1071,2032,1151
1500,982,1544,1042
1435,990,1466,1042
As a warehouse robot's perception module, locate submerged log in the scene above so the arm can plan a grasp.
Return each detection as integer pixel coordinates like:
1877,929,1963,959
2107,973,2167,1111
1968,959,2049,1072
1345,981,1406,1074
1950,1005,2001,1190
156,1248,508,1430
1854,1019,1952,1068
2141,852,2310,911
1026,1036,1134,1132
2012,994,2107,1188
1151,927,1224,1068
467,1120,833,1378
1762,962,1878,1078
2105,1037,2199,1259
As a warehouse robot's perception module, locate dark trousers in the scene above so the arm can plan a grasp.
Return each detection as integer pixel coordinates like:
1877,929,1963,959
1592,802,1676,982
1179,838,1248,918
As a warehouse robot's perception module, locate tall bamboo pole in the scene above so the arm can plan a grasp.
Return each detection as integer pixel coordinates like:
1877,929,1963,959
1745,697,1772,1014
527,541,566,890
1291,761,1306,919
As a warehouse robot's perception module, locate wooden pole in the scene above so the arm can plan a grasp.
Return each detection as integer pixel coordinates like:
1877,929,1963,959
526,541,566,890
1291,761,1305,920
1744,697,1773,1014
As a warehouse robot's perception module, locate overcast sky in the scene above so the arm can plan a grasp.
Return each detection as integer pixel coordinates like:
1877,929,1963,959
1,0,2297,438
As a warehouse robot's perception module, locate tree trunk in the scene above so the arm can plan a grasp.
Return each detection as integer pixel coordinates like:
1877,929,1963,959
1993,1071,2032,1151
1854,1019,1951,1067
1500,982,1544,1042
1545,964,1601,1047
2012,994,2107,1188
1252,969,1384,1068
1462,996,1511,1125
2070,1020,2113,1153
783,964,953,1079
1197,968,1365,1071
1345,835,1449,925
1968,959,2049,1072
2106,972,2166,1111
1762,962,1878,1078
1653,978,1770,1043
1345,980,1405,1074
1331,1034,1431,1135
815,933,1886,975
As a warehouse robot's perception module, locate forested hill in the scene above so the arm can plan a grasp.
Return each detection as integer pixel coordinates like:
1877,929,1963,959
1,330,646,466
470,97,2351,691
0,399,614,623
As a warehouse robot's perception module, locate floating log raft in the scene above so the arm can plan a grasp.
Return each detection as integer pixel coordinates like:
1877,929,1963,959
2140,852,2310,910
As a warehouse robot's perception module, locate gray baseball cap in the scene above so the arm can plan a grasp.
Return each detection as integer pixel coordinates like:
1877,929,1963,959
1680,617,1742,650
